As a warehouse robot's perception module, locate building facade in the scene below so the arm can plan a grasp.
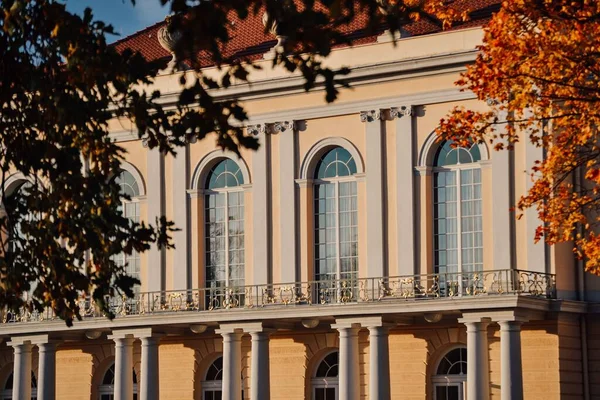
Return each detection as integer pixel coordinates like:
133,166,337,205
1,5,599,400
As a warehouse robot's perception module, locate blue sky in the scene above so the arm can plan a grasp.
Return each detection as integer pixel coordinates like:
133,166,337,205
63,0,170,41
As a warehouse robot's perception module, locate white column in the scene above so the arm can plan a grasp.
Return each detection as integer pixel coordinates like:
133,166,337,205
147,145,165,291
277,121,297,283
172,143,189,290
140,336,160,400
248,124,270,286
492,111,514,270
333,322,360,400
460,317,491,400
10,342,33,400
360,110,386,278
368,325,390,400
112,336,135,400
392,105,415,276
500,321,524,400
218,328,243,400
38,342,57,400
250,331,270,400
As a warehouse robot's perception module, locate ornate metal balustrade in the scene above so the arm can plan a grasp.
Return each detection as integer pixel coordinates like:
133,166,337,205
0,269,556,324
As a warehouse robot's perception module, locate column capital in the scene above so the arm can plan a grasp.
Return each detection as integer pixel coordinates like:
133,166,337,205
270,120,296,134
390,105,413,118
360,109,383,122
458,315,492,327
109,327,155,340
331,318,362,330
414,166,431,177
295,178,313,189
8,334,49,347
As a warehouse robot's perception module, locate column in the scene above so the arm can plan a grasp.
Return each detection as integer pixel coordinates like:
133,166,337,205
172,143,189,290
248,124,271,286
492,111,514,270
368,325,390,400
217,328,243,400
360,110,386,278
277,121,297,283
112,336,135,400
38,342,57,400
333,322,360,400
392,105,416,276
140,336,160,400
500,321,524,400
147,145,165,291
10,341,33,400
460,317,491,399
250,331,271,400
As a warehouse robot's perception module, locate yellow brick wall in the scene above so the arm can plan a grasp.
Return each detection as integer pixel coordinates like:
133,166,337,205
0,319,586,400
521,323,561,400
588,316,600,399
55,348,94,400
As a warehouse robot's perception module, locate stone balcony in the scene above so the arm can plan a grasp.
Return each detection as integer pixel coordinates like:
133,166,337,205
1,269,556,326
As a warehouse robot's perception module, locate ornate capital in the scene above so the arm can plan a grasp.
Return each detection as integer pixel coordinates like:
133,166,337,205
270,120,295,134
390,105,413,119
247,124,267,136
359,110,382,123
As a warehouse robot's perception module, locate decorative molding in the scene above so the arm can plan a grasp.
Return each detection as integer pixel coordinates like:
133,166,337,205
294,178,313,189
414,166,431,177
299,137,365,180
390,105,413,119
354,172,366,182
270,120,295,134
360,110,382,122
247,124,267,136
190,149,252,190
186,189,203,199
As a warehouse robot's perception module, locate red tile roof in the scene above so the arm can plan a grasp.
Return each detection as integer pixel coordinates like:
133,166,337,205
113,1,500,65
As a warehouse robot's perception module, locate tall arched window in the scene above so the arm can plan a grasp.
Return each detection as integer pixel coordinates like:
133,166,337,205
432,347,467,400
205,159,245,292
202,356,223,400
98,363,138,400
112,170,141,288
433,141,483,291
313,147,358,301
1,371,37,400
311,351,339,400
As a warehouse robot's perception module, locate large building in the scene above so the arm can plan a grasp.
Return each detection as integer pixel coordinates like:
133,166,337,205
0,2,598,400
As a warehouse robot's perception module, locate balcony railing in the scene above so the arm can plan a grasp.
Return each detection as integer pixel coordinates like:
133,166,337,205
1,269,556,324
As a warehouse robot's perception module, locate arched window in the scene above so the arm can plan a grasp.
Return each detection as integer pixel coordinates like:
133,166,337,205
204,159,245,295
112,170,141,289
311,351,339,400
1,371,37,400
202,356,223,400
98,363,138,400
432,347,467,400
433,141,483,293
313,147,358,302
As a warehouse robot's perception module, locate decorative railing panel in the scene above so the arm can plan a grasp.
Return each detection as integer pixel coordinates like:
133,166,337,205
0,269,556,324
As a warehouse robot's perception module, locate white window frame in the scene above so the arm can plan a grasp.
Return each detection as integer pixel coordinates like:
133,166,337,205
432,163,483,292
204,186,245,289
431,346,467,400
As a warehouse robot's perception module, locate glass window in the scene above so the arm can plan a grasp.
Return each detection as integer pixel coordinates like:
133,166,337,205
112,171,141,291
312,351,339,400
314,148,358,303
1,371,37,400
205,160,245,308
98,363,138,400
202,356,223,400
433,141,483,292
432,348,467,400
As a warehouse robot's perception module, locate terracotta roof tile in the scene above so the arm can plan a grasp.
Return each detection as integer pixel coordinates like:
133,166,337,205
113,1,500,65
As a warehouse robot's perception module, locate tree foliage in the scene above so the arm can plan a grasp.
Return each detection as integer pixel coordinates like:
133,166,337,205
437,1,600,274
0,0,472,324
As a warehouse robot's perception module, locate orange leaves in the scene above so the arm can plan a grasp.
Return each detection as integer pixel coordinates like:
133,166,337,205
438,0,600,275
